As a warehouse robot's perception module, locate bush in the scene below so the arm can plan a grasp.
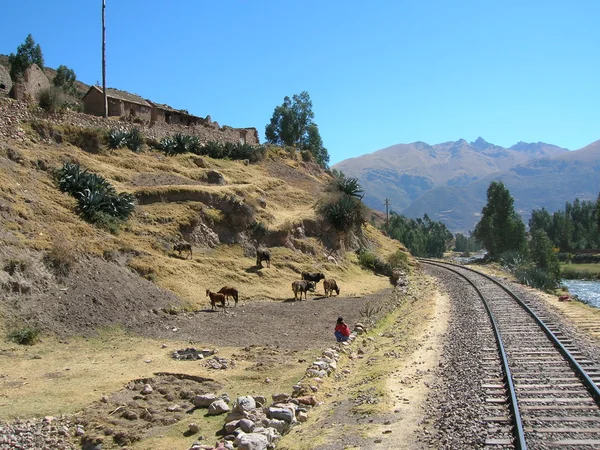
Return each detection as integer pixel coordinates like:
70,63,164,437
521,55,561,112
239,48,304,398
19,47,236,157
8,327,40,345
513,266,559,291
62,125,106,153
38,87,64,113
387,250,409,271
43,235,76,277
499,250,529,271
357,249,393,276
251,221,268,242
4,259,27,275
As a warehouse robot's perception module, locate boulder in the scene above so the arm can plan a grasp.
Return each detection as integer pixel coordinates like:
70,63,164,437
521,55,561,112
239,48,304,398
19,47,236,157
193,393,217,407
207,399,230,415
233,396,256,413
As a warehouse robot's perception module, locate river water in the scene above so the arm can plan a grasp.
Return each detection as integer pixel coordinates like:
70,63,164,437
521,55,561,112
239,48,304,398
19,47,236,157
561,279,600,308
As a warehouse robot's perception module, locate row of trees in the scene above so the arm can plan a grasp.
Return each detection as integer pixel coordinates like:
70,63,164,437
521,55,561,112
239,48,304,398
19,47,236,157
384,213,453,258
472,181,600,290
529,198,600,251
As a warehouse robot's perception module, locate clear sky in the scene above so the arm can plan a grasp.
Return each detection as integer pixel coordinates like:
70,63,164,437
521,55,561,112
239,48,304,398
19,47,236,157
1,1,598,164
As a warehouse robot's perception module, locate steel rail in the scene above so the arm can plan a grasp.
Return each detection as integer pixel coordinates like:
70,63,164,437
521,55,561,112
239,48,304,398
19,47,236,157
420,259,527,450
420,258,600,406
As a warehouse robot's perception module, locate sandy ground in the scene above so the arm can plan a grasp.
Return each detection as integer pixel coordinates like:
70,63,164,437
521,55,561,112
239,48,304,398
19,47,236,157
369,291,449,449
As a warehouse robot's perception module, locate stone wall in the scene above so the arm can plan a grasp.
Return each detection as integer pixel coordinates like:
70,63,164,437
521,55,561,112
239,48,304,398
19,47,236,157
0,97,260,146
0,65,12,97
11,64,50,102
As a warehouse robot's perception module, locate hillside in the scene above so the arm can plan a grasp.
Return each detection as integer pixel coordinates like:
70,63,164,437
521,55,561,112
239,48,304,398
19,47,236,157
0,101,418,448
404,140,600,233
332,137,599,233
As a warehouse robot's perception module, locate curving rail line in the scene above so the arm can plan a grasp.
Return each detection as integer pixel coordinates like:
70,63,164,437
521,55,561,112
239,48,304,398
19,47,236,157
420,258,600,449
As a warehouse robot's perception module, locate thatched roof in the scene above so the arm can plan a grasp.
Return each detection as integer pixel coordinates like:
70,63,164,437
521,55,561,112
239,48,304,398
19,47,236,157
83,85,151,107
146,100,194,117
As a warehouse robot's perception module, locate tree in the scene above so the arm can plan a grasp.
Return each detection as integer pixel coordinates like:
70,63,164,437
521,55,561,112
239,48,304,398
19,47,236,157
473,181,527,259
265,91,330,167
597,193,600,233
529,229,561,282
8,34,44,81
454,233,468,252
53,65,77,92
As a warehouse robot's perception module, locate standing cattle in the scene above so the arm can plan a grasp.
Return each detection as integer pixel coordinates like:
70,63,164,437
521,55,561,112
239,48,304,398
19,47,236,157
256,248,271,268
292,280,316,301
206,289,226,312
323,279,340,297
218,286,239,307
173,242,193,259
301,272,325,284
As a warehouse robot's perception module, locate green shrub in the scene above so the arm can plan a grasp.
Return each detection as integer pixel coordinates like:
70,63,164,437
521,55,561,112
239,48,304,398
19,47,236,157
38,87,64,113
8,327,41,345
499,250,529,271
387,250,409,271
513,266,559,291
62,125,106,153
251,221,268,242
357,250,393,276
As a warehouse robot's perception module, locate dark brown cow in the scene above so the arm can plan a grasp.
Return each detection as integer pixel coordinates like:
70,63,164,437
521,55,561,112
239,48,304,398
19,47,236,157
256,248,271,268
323,279,340,297
301,271,325,283
292,280,316,301
173,242,192,259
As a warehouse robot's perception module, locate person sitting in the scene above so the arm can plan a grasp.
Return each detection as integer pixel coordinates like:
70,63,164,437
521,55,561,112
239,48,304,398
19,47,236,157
334,316,351,342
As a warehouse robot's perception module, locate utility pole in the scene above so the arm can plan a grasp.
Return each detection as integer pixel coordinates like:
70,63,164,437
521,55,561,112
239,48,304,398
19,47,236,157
384,198,390,229
102,0,108,118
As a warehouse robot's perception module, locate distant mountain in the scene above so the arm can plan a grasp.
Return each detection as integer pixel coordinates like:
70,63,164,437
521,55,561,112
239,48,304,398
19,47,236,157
333,137,569,231
332,138,600,233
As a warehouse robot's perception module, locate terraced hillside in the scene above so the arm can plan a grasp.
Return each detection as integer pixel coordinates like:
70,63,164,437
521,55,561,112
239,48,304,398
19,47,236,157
0,114,416,449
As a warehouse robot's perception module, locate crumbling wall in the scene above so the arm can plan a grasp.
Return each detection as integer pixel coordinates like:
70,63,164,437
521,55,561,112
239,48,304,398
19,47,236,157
11,64,50,102
0,97,260,146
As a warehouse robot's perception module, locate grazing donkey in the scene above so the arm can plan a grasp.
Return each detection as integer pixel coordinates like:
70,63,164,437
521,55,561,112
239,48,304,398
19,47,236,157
173,242,193,259
206,289,226,312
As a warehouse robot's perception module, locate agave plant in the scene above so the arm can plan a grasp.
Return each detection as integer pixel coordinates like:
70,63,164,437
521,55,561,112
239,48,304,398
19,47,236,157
159,137,176,155
55,162,90,195
107,128,129,149
76,188,113,220
125,128,144,153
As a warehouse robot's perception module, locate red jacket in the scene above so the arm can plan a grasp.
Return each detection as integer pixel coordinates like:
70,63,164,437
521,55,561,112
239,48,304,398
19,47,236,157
335,323,351,336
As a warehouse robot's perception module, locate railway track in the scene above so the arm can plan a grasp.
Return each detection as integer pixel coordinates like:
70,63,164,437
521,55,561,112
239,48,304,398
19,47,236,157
420,259,600,449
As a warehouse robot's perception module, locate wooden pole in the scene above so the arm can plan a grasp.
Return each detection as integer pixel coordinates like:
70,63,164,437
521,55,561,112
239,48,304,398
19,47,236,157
102,0,108,118
384,198,390,228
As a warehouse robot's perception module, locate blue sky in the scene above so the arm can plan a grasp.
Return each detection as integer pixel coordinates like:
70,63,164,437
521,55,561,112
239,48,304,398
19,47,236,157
1,1,598,164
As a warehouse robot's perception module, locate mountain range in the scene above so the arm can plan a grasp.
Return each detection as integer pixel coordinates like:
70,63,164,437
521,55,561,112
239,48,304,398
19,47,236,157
333,137,600,233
